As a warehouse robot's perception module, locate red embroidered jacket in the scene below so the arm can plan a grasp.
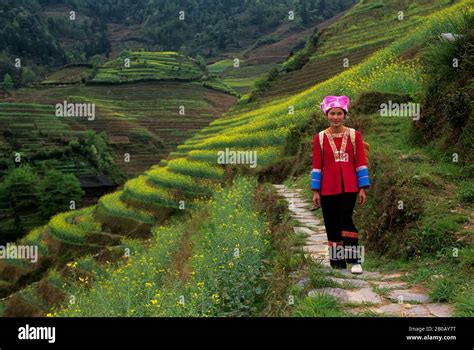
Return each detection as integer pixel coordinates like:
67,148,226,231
311,129,370,195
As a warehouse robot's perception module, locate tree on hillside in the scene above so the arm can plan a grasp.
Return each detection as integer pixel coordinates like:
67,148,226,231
2,73,14,91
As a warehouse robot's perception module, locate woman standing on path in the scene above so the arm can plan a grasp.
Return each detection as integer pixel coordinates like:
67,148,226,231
311,95,370,274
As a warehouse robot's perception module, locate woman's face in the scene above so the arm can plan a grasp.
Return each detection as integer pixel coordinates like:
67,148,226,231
327,107,345,127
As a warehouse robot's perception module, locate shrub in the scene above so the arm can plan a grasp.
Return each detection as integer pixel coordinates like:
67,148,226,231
146,166,212,195
38,170,84,219
458,181,474,204
48,211,88,244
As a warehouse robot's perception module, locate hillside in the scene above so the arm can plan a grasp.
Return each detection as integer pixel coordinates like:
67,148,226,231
0,0,472,319
0,51,237,242
206,11,349,96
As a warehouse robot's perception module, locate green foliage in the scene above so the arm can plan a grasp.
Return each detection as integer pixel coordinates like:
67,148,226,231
146,167,213,196
351,92,414,115
53,176,271,316
443,91,471,129
2,144,121,239
73,131,123,183
20,67,37,86
0,0,66,66
52,219,185,316
167,158,225,181
2,0,472,319
0,165,40,240
48,210,89,244
195,54,207,72
97,191,155,225
308,271,340,289
0,165,39,212
454,287,474,316
2,74,14,90
121,175,178,209
200,79,239,97
429,277,458,302
283,30,319,72
248,67,282,101
351,117,465,259
152,176,271,316
457,181,474,204
250,0,463,101
91,51,203,84
1,0,356,88
20,226,49,256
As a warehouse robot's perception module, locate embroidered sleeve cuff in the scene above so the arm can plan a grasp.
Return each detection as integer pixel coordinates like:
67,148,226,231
356,166,370,188
311,168,321,190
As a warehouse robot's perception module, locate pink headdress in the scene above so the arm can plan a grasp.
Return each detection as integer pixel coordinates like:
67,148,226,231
320,95,350,115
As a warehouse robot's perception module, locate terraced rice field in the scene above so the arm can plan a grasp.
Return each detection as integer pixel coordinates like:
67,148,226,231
208,59,273,95
207,14,347,95
7,80,237,177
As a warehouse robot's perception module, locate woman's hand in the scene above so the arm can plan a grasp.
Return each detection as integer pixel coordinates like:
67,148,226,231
312,190,321,208
358,188,367,205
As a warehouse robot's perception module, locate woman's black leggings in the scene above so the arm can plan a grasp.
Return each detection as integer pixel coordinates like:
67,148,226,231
320,192,361,268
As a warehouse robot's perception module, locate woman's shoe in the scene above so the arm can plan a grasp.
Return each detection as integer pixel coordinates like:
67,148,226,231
351,264,363,274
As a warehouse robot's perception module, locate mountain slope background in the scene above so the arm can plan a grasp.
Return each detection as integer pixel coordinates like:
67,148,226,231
0,0,355,88
246,0,460,102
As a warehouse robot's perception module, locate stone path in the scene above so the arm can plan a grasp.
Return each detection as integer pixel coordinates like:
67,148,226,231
272,184,454,317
